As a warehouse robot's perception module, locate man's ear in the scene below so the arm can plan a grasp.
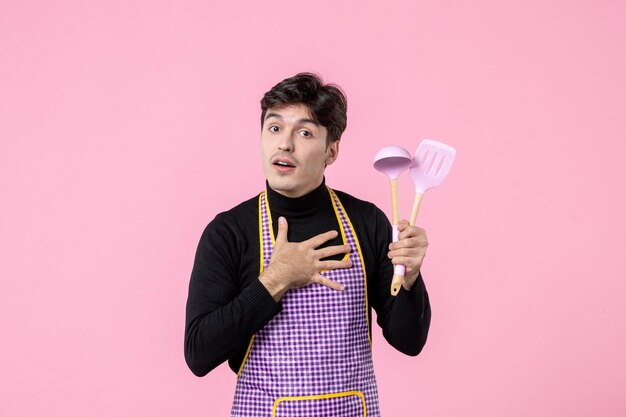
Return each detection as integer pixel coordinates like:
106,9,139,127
325,140,340,166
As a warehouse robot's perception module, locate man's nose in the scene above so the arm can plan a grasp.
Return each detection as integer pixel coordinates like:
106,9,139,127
277,131,294,152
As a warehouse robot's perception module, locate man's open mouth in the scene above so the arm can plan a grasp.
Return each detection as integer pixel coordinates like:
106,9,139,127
273,159,296,168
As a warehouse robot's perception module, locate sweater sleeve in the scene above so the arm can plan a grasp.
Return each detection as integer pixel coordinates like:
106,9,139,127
369,207,431,356
184,213,282,377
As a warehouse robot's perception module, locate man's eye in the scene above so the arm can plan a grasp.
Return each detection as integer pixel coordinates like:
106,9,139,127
269,126,280,133
299,130,312,137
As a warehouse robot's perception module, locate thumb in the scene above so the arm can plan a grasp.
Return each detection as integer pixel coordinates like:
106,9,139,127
276,216,288,243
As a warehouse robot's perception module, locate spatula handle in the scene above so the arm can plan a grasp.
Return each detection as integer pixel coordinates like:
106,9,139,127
390,193,425,296
390,225,405,296
391,266,406,296
410,192,424,225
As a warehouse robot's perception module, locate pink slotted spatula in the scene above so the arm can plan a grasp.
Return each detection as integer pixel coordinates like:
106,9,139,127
389,139,457,296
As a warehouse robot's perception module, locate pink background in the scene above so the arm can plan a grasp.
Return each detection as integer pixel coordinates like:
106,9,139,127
1,0,625,416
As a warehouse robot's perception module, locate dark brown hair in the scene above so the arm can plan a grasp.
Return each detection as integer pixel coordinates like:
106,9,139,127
260,73,348,145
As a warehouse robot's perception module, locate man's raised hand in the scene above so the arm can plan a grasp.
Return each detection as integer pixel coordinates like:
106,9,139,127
259,216,352,302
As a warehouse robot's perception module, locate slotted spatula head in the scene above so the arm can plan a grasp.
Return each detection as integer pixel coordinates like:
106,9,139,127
410,139,456,194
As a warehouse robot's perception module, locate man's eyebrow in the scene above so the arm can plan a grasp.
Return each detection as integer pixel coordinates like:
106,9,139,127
265,112,283,120
264,112,320,127
298,118,320,127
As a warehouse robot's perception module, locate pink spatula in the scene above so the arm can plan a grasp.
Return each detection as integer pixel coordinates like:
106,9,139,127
389,139,457,295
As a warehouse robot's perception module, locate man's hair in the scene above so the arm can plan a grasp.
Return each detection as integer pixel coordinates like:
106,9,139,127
260,73,348,145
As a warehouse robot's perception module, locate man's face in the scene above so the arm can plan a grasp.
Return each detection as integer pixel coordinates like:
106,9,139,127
261,103,339,198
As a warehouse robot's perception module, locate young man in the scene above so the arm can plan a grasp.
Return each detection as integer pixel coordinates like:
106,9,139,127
185,73,431,416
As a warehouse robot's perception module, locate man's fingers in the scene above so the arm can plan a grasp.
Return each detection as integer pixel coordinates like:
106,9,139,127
390,256,422,277
397,219,410,231
275,216,288,243
318,259,353,271
390,256,416,265
398,225,427,240
388,245,425,261
313,274,345,291
389,237,420,251
306,230,339,248
316,244,351,259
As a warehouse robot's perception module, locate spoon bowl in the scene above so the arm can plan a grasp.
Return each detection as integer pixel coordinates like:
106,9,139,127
373,146,413,179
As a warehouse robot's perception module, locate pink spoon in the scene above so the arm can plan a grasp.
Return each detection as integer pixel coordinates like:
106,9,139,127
388,139,457,295
373,146,413,293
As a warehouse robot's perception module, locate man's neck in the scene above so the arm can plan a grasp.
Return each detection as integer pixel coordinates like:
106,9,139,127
265,178,329,218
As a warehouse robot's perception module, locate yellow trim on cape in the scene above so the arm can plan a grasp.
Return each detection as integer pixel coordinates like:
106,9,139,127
264,188,348,262
327,187,372,347
236,193,264,376
237,187,373,376
272,390,366,417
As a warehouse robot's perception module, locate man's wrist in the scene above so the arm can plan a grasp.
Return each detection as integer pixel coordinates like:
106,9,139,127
402,271,420,291
259,270,288,302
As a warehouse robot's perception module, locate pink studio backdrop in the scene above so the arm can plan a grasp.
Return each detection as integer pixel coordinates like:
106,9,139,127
1,0,625,416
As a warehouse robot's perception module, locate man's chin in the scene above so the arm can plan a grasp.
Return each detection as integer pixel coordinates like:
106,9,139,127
267,178,298,196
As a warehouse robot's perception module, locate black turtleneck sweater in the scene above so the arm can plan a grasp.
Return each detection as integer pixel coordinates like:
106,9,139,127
184,179,431,377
